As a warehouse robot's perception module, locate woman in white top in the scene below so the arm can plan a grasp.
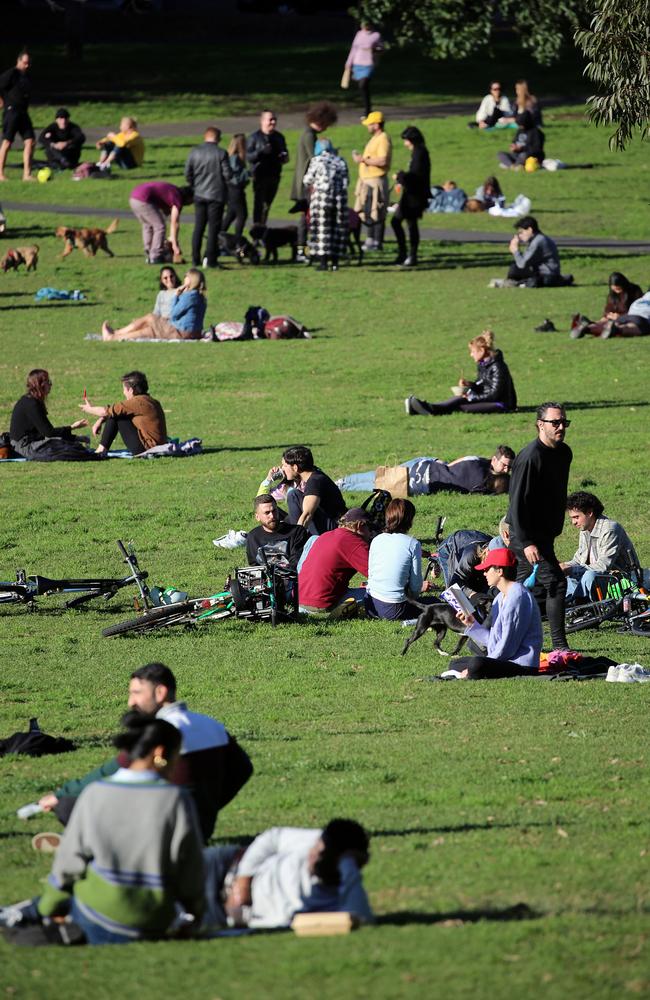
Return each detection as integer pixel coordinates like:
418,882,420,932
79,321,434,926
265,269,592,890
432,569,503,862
365,498,430,620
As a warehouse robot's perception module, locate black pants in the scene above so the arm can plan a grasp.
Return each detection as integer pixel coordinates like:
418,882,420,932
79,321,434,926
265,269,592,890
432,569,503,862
450,656,535,679
252,175,280,226
222,188,248,238
506,262,564,288
391,206,420,261
100,416,145,455
357,76,372,117
412,395,507,415
510,535,568,649
192,198,225,267
43,144,82,170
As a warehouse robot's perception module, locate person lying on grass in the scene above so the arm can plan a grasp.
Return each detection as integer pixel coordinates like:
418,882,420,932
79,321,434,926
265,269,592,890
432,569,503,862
336,444,514,497
102,268,207,341
446,547,543,680
79,370,167,455
405,330,517,416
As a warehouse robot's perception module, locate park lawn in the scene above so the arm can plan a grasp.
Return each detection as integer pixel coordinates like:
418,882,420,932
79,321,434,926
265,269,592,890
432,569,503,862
1,109,648,241
1,191,649,998
0,37,593,125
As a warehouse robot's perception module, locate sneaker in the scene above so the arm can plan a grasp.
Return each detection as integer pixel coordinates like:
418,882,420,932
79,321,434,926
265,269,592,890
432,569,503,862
393,255,406,265
534,318,557,332
0,899,41,928
606,665,620,682
362,239,379,252
570,319,589,339
296,253,309,264
489,278,506,287
31,832,61,853
404,395,430,416
600,320,615,339
439,669,465,679
401,256,417,267
212,530,247,549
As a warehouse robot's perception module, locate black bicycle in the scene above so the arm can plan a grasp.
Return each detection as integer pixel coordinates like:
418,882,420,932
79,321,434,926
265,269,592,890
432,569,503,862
102,556,298,637
0,540,151,611
564,559,648,634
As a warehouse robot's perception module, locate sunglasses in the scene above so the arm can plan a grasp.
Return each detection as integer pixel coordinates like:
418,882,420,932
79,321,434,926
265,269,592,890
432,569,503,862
540,418,571,428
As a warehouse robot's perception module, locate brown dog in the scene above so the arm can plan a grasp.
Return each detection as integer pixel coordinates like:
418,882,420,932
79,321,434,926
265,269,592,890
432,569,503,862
55,218,118,258
1,245,39,272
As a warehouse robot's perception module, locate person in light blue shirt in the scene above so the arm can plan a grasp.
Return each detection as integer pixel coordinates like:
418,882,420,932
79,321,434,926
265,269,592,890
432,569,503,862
450,547,543,679
365,498,432,620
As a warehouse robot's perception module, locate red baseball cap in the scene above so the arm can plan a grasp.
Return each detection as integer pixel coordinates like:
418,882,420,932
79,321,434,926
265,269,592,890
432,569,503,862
475,548,517,571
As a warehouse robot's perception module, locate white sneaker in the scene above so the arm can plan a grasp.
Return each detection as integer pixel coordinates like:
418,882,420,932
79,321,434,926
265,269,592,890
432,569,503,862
606,665,620,682
362,239,379,251
212,530,247,549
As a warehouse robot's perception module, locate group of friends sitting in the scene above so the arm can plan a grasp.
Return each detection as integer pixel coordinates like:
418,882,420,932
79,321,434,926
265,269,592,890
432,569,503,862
1,663,372,944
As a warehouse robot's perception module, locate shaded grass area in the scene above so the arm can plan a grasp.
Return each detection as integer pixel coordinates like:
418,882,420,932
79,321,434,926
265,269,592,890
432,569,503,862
1,153,650,997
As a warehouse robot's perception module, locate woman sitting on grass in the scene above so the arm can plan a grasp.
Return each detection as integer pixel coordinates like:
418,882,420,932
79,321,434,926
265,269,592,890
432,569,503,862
102,268,207,341
405,330,517,416
36,712,204,945
9,368,93,461
447,547,543,680
365,498,432,620
570,272,644,339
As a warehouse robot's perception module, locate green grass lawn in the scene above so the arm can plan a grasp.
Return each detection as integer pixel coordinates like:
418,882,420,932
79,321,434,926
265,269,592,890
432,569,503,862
1,86,650,999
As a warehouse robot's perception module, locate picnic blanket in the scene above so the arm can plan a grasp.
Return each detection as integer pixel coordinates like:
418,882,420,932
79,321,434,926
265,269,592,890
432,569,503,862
0,438,203,462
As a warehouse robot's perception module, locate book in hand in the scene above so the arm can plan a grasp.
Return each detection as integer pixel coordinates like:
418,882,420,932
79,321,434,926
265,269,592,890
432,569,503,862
440,585,476,617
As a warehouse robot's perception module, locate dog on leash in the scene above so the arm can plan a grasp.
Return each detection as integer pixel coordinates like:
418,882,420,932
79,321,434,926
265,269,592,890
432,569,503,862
55,218,118,258
249,223,298,264
401,594,492,656
347,208,363,264
1,245,39,272
218,232,260,265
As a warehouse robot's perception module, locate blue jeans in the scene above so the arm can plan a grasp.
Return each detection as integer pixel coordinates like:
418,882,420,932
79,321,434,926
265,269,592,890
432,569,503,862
338,457,436,494
70,899,141,946
565,567,609,602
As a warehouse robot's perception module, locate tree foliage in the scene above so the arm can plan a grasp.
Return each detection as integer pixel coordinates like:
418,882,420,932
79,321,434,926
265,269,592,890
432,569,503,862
351,0,588,66
575,0,650,149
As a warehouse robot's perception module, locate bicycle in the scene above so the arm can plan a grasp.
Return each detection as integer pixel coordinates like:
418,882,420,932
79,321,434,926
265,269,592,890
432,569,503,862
102,556,298,637
564,558,648,634
0,540,151,611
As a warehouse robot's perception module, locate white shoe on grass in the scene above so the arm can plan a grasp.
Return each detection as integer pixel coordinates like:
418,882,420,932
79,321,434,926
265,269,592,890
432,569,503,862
212,530,247,549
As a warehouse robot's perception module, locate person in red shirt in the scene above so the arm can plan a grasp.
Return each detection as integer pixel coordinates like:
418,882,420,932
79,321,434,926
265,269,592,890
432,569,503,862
298,508,371,613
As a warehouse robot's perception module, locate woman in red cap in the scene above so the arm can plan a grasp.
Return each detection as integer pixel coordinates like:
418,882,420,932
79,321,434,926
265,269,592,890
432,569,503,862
450,548,543,679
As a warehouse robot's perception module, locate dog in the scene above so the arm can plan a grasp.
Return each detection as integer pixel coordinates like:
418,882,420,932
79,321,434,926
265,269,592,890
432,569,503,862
347,208,363,264
218,232,260,265
401,594,493,657
249,223,297,264
55,218,118,258
1,245,39,272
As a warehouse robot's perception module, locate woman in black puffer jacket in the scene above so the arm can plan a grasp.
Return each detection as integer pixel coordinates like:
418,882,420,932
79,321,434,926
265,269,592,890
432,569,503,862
405,330,517,415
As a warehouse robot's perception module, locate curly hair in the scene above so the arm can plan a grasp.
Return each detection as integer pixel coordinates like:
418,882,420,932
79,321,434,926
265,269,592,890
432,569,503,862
306,100,338,130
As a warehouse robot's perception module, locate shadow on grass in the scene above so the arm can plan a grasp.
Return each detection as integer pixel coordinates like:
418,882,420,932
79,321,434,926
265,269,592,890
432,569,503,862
378,903,539,926
517,399,649,414
371,821,553,838
6,303,95,311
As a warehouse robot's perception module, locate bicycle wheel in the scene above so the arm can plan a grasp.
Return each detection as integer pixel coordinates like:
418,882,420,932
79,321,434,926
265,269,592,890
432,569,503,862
102,602,197,637
629,610,650,637
565,598,620,634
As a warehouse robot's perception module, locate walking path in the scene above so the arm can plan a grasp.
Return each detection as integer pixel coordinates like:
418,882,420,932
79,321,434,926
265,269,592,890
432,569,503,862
3,199,649,251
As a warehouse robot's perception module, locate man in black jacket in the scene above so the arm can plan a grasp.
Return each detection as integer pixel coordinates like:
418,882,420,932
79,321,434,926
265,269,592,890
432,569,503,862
185,127,233,268
246,494,308,570
39,109,85,170
0,50,34,181
246,110,289,225
507,401,573,649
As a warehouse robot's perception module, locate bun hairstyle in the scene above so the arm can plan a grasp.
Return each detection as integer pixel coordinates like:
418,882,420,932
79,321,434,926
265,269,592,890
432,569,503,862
113,711,181,763
469,329,495,353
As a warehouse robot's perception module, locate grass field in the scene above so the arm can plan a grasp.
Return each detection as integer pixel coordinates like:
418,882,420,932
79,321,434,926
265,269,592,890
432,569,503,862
1,43,650,1000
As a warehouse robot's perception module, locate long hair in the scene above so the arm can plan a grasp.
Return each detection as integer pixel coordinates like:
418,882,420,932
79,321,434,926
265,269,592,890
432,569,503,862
158,266,180,290
184,268,207,296
384,498,416,534
228,133,247,162
400,126,425,146
26,369,50,401
482,175,503,198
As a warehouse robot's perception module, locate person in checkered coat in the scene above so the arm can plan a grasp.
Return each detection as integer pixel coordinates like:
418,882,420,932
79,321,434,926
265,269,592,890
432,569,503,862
303,139,349,271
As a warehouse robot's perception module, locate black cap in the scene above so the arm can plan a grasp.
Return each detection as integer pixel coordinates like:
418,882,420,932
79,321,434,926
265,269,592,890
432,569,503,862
55,108,70,119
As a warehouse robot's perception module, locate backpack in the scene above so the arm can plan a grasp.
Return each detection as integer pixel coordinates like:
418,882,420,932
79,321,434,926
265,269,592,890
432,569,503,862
263,315,308,340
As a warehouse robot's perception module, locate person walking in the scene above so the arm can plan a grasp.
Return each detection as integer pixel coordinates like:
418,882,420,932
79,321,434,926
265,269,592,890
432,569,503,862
507,401,573,651
344,22,383,119
185,127,232,269
391,126,431,267
246,111,289,226
222,133,250,239
0,50,34,181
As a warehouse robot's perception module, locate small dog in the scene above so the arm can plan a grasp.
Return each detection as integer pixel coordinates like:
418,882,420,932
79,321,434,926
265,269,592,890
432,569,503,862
218,232,260,265
55,218,118,258
249,223,297,264
348,208,363,264
401,594,492,657
1,245,39,272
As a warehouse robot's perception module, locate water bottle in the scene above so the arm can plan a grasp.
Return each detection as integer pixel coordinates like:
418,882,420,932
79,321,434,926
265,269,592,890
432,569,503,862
17,802,43,819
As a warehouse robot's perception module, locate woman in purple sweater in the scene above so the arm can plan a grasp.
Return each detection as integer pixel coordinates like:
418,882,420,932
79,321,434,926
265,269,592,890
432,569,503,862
344,22,383,118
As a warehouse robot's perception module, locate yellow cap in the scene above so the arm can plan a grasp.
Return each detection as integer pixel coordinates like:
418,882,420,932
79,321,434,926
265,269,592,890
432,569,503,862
361,111,384,126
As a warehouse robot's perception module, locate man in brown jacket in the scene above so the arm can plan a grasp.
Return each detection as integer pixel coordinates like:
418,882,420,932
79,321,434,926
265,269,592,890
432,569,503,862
80,370,167,455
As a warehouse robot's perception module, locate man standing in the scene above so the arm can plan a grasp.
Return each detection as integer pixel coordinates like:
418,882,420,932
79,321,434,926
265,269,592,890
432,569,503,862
280,445,346,536
35,663,253,843
185,126,232,269
129,179,193,264
507,402,573,650
246,110,289,225
246,494,308,570
0,50,34,181
39,108,85,171
352,110,391,251
560,491,641,602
